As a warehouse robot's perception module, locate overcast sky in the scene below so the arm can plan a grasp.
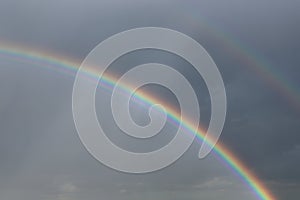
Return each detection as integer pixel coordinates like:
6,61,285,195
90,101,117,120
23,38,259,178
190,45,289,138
0,0,300,200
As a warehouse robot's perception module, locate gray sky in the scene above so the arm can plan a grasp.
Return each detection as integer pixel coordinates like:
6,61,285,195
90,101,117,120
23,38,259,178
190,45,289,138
0,0,300,200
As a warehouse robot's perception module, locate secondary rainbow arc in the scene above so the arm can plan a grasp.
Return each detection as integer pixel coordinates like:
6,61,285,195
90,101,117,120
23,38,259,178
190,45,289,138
193,16,300,110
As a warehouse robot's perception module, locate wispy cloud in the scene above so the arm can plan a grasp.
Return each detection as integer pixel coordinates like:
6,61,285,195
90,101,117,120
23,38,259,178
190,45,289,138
193,177,233,189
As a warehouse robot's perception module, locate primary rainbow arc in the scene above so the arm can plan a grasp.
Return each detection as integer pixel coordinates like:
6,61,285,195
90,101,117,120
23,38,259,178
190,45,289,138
0,42,276,200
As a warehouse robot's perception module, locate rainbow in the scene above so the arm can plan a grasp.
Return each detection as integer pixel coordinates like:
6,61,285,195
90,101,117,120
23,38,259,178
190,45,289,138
188,15,300,110
0,42,277,200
